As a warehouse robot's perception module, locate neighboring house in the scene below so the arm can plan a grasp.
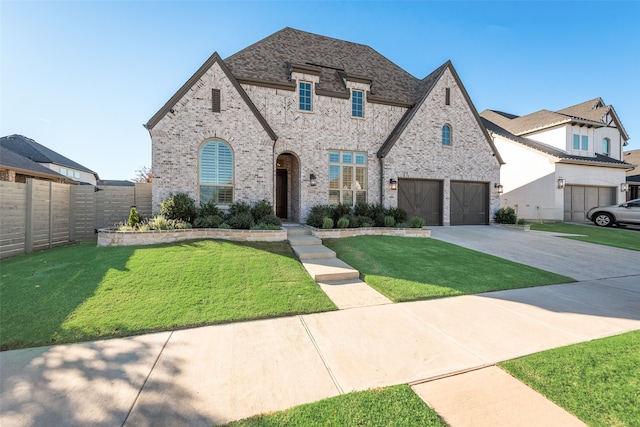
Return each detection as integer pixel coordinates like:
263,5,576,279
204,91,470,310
0,145,69,183
0,134,99,185
480,98,633,222
146,27,502,225
623,149,640,200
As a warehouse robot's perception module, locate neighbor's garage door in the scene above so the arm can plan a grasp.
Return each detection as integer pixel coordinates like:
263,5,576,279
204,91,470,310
450,181,489,225
564,185,615,222
398,179,442,226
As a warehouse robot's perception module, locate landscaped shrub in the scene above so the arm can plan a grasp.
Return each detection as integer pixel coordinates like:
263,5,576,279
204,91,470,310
198,200,224,218
517,218,527,225
251,200,276,223
228,200,251,216
332,204,352,222
347,214,360,228
250,223,281,230
396,222,409,228
139,214,192,231
306,205,333,228
385,207,407,224
337,216,350,228
494,207,517,224
368,203,386,226
357,216,373,227
128,207,140,228
257,213,281,227
353,202,371,218
409,216,425,228
227,211,254,229
219,223,231,229
160,192,196,223
322,216,334,229
193,215,224,228
383,215,396,227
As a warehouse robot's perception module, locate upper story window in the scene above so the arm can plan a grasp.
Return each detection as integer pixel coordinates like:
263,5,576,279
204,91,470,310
299,81,312,111
200,139,233,204
352,90,363,118
602,138,611,156
442,125,451,146
329,150,367,206
572,134,588,151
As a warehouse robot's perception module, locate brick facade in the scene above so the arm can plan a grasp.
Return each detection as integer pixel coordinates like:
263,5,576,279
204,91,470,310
148,30,501,224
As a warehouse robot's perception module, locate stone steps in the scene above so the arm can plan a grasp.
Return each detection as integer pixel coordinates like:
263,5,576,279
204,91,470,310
301,257,361,282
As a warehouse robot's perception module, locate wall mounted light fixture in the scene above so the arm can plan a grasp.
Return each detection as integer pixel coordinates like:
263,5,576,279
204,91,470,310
557,178,566,189
494,183,503,194
309,173,317,186
621,182,630,192
389,178,397,190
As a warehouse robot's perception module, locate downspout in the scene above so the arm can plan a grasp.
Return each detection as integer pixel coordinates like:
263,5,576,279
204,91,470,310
379,156,385,205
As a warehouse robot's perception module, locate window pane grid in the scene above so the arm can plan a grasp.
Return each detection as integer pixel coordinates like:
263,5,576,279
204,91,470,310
299,82,312,111
442,125,451,146
352,90,363,117
328,150,366,206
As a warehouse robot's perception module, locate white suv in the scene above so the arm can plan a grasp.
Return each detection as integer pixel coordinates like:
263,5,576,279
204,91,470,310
586,199,640,227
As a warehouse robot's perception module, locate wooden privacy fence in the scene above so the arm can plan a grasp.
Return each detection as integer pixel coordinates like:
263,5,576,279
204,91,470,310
0,179,151,258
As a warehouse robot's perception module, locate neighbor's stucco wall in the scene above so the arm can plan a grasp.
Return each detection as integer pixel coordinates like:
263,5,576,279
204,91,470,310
556,163,628,204
383,68,501,225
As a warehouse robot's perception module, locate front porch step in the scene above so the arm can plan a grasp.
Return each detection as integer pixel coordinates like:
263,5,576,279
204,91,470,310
288,234,322,246
292,244,336,260
301,257,361,282
283,226,312,237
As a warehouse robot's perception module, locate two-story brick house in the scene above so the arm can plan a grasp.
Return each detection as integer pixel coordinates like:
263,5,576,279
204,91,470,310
146,27,502,225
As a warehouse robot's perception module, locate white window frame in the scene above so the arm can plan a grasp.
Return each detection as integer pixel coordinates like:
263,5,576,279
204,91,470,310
199,139,234,205
328,150,367,206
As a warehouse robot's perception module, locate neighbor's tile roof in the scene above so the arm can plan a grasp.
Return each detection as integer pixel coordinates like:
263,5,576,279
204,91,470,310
0,134,98,176
225,27,421,106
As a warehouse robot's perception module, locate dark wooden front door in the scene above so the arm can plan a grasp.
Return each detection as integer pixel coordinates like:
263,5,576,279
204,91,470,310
398,179,443,226
450,181,489,225
276,169,288,219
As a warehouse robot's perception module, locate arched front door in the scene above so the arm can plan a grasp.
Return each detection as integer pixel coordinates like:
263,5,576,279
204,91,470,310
275,153,300,222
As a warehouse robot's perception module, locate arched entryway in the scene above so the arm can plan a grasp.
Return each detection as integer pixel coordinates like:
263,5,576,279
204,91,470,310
275,153,301,222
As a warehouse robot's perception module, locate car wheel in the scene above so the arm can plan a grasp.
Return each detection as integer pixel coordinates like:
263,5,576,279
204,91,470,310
593,212,614,227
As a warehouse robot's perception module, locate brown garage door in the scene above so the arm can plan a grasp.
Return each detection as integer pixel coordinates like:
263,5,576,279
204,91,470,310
564,185,615,222
450,181,489,225
398,179,442,226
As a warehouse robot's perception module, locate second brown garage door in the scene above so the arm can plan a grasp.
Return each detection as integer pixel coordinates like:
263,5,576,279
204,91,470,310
398,179,443,226
450,181,489,225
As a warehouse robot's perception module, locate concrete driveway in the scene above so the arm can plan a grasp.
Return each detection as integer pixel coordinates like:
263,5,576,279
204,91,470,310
430,225,640,281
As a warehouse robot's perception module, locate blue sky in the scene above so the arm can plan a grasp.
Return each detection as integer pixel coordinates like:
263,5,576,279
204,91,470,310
2,0,639,180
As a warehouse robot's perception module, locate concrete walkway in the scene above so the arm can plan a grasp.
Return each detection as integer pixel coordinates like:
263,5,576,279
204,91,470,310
1,226,639,426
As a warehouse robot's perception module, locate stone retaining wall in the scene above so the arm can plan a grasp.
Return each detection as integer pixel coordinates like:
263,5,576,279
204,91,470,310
311,227,431,239
97,228,287,247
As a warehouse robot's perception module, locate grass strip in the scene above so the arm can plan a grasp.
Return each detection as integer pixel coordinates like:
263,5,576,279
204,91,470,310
222,384,446,427
1,240,336,350
530,222,640,251
324,236,573,302
500,330,640,427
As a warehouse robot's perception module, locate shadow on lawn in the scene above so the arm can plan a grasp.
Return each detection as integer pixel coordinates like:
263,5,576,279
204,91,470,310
0,243,137,351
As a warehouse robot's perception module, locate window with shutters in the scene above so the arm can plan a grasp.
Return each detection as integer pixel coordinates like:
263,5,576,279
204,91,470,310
199,139,233,204
212,89,221,113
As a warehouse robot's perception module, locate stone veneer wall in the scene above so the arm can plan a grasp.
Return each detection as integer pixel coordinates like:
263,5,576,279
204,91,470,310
98,228,288,247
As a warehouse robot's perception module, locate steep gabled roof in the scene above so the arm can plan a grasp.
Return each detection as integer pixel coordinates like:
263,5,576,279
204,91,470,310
377,61,504,164
482,97,630,142
145,52,277,141
481,117,632,169
224,27,419,106
0,134,98,177
0,145,69,180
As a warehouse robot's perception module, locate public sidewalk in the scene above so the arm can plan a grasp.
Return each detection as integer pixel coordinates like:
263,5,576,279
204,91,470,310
2,275,639,426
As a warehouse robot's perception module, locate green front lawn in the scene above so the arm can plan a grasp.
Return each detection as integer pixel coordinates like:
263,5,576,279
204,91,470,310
530,222,640,251
323,236,574,302
501,330,640,427
0,240,336,350
222,384,446,427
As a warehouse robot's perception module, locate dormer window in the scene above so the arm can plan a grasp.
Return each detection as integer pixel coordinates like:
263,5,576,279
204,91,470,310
573,134,588,151
352,89,363,118
602,138,610,156
299,81,312,111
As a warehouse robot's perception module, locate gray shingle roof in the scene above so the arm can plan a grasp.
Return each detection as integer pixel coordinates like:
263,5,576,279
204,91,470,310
225,27,420,106
0,145,67,179
481,117,632,168
0,134,98,176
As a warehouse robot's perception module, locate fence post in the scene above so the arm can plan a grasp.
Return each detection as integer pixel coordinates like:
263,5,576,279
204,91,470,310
48,181,53,248
25,178,34,253
69,185,76,242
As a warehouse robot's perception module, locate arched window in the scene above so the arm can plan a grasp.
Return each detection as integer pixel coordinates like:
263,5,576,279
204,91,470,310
442,125,451,146
602,138,610,156
199,139,233,204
